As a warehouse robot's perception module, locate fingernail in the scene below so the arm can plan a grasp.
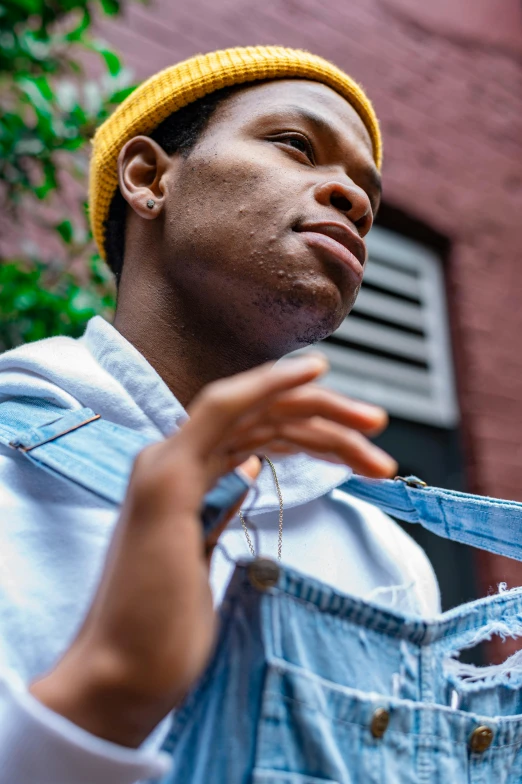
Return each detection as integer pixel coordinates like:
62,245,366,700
278,353,329,373
375,451,398,474
237,455,262,483
352,401,387,417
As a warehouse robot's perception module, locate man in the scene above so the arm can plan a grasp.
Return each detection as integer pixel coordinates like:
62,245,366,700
0,47,439,782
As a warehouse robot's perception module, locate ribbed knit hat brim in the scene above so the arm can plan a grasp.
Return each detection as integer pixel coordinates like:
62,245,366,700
89,45,382,261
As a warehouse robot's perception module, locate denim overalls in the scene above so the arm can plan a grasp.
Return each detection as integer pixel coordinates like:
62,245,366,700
3,397,522,783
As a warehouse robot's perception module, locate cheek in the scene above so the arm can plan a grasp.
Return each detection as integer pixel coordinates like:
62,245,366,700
172,147,295,245
164,148,355,320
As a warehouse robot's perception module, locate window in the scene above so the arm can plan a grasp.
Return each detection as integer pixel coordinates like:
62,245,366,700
320,226,459,428
310,222,478,622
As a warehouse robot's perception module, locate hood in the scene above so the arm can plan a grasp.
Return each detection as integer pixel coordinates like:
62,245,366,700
0,316,351,514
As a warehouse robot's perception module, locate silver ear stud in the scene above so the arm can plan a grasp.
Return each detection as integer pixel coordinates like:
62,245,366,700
146,199,155,209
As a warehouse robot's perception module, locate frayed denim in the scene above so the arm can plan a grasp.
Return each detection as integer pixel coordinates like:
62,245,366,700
3,398,522,782
161,562,522,783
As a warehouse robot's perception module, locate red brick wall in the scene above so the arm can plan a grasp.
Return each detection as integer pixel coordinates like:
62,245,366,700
100,0,522,602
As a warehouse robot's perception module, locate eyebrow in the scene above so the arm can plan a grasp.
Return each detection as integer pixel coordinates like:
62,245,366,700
282,105,382,198
283,105,336,137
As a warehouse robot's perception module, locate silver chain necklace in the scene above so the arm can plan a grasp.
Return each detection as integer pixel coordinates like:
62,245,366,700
238,455,284,561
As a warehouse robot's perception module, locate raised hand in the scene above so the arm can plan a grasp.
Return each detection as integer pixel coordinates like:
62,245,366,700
30,354,396,748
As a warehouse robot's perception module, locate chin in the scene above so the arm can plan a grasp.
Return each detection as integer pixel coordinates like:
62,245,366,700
293,310,345,346
251,275,357,351
281,294,352,349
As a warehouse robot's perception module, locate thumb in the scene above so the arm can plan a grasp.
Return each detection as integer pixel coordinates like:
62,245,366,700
205,456,262,561
235,454,263,485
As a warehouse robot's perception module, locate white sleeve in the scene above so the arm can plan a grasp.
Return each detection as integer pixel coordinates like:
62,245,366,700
0,670,172,784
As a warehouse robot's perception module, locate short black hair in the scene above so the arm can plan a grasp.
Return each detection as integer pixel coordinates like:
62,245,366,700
103,85,237,283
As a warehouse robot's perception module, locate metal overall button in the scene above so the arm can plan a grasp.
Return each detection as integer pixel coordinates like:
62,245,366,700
370,708,390,738
394,475,427,488
469,725,494,753
247,558,280,591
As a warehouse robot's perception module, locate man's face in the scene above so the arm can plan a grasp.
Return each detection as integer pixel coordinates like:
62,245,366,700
160,79,381,357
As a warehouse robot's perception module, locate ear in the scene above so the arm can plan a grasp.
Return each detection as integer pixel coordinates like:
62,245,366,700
117,135,172,220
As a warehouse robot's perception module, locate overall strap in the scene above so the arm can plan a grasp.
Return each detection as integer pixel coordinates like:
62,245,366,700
0,397,155,505
0,397,250,534
341,474,522,563
3,398,522,560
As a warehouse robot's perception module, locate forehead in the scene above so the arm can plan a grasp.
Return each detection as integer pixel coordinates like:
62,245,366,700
214,78,375,162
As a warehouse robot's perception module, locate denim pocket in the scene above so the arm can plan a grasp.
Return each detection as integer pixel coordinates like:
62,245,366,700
253,772,339,784
254,662,387,784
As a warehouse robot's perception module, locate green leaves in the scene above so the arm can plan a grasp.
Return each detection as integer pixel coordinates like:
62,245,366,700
64,8,91,42
108,84,137,103
0,261,116,351
89,40,123,75
6,0,42,16
34,161,57,199
98,0,121,15
55,220,74,243
1,0,131,348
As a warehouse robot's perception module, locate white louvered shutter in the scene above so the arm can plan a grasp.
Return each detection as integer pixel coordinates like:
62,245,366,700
318,226,459,428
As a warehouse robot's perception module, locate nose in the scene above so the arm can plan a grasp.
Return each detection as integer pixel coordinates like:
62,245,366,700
314,180,373,237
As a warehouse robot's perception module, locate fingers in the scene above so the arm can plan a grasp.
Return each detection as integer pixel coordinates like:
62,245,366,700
151,353,396,498
233,384,388,439
224,418,397,478
273,387,388,434
184,354,329,456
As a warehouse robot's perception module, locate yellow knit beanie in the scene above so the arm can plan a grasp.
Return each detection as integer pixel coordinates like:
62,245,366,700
89,45,382,262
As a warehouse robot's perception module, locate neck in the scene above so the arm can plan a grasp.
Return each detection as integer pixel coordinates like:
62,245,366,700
113,278,279,409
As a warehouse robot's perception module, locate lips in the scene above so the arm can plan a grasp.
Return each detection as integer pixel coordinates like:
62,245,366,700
294,221,366,279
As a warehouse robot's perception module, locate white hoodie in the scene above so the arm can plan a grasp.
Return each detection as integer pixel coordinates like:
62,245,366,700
0,316,440,784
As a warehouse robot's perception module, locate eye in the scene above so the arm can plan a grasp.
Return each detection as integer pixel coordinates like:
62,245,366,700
270,133,315,164
286,137,309,154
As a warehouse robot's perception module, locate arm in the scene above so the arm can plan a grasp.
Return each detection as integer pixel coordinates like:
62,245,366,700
0,670,170,784
23,355,395,758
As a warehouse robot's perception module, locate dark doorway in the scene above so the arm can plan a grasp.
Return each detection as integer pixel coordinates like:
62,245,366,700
369,206,482,663
373,418,476,612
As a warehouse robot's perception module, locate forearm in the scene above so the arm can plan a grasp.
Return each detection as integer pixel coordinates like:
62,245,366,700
30,630,204,749
0,669,171,784
30,665,163,750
